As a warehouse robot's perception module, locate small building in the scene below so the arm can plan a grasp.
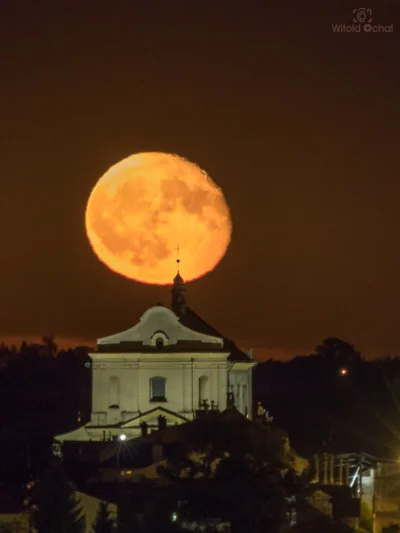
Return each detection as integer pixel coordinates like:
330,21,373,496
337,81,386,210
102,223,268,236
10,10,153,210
56,271,257,444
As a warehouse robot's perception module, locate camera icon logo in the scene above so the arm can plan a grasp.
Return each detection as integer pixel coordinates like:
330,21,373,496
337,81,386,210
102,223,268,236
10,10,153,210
353,8,372,23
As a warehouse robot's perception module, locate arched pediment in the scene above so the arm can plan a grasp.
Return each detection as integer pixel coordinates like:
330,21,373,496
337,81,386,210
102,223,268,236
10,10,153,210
97,305,223,347
140,306,177,323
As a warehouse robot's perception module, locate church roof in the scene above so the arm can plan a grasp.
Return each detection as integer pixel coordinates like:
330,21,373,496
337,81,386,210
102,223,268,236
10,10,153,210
97,340,225,354
96,271,252,363
176,307,251,362
96,306,250,362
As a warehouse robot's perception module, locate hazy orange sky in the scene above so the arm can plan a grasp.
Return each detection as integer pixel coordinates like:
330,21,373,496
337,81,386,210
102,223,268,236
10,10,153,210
0,334,386,363
0,2,399,360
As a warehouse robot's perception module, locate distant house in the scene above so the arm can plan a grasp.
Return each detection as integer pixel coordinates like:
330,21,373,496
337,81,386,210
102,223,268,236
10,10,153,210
373,460,400,533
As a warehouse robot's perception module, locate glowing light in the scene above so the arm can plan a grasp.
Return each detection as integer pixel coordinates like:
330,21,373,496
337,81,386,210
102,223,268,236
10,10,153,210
119,434,127,441
85,152,232,285
171,512,178,522
339,368,348,376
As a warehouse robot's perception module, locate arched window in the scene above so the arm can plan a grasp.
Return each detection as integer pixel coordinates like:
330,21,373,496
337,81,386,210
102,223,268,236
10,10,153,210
151,331,169,347
198,375,209,407
156,337,164,349
150,376,166,401
109,376,120,407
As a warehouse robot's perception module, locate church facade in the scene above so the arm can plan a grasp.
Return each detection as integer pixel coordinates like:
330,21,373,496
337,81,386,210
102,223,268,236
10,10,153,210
56,273,257,442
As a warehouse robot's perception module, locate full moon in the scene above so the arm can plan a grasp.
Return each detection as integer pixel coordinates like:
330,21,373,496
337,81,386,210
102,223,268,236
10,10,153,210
85,152,232,285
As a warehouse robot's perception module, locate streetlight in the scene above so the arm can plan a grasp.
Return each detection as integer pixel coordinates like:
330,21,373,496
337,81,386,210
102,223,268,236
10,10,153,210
117,434,127,477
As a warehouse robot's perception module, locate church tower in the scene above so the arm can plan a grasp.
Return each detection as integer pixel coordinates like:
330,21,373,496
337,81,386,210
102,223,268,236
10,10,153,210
171,272,186,314
171,256,187,315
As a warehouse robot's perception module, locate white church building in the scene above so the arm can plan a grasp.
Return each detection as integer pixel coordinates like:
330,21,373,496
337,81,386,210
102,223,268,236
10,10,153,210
56,271,257,442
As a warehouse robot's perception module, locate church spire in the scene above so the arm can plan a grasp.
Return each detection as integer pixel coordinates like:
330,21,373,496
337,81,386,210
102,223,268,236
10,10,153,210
171,246,187,315
176,244,181,274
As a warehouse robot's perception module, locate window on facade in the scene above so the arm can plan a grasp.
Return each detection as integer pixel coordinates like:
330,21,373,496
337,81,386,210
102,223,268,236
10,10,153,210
109,376,120,407
151,331,168,347
155,337,164,349
236,384,240,406
198,375,209,407
242,384,247,413
150,376,166,401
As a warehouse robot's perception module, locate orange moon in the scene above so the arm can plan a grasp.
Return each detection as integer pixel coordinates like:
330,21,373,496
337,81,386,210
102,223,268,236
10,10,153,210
85,152,232,285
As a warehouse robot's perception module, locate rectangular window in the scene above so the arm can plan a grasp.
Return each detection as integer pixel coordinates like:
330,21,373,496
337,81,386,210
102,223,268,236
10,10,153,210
242,384,247,413
150,377,167,401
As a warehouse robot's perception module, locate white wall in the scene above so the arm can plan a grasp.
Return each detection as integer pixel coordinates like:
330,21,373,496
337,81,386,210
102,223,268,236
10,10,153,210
230,369,253,416
90,357,230,424
89,306,256,427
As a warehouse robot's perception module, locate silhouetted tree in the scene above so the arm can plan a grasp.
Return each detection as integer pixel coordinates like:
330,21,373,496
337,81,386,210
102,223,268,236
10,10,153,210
42,335,58,357
212,455,289,533
92,501,114,533
0,337,92,481
316,338,361,365
141,490,180,533
33,458,85,533
116,487,141,533
155,411,301,533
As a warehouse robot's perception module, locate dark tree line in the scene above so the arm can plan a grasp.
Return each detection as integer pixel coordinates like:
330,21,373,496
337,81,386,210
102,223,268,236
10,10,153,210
32,458,85,533
254,337,400,458
0,336,91,432
0,337,91,480
19,455,357,533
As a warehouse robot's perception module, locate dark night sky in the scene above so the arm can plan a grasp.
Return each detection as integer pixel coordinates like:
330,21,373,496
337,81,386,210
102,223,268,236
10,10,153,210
0,1,399,360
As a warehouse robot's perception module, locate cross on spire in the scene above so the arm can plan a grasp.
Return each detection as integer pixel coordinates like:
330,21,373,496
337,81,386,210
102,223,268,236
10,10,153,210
176,245,180,273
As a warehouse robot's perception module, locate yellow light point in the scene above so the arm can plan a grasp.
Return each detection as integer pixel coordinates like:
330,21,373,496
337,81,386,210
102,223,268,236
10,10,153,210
340,368,348,376
85,152,232,285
